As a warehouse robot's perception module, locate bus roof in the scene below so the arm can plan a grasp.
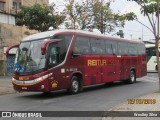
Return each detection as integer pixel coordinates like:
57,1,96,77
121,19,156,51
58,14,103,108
145,44,155,48
22,29,144,44
145,43,160,48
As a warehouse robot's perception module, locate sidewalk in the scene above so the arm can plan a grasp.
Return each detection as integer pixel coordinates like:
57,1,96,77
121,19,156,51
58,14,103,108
0,76,16,95
102,92,160,120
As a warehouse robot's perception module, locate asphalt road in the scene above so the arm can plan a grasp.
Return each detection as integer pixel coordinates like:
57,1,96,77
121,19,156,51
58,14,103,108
0,73,159,120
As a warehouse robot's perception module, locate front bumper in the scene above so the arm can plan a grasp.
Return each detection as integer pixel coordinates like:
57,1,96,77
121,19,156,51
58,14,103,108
12,73,53,92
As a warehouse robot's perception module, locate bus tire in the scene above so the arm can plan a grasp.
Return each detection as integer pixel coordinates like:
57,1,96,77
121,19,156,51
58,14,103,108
69,76,80,94
126,70,136,84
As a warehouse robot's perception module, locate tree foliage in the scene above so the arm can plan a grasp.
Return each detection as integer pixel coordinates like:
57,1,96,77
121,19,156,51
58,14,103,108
16,4,65,32
63,0,134,34
128,0,160,91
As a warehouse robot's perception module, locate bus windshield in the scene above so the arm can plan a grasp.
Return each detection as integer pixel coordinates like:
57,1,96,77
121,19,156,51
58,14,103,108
14,35,72,75
14,39,47,75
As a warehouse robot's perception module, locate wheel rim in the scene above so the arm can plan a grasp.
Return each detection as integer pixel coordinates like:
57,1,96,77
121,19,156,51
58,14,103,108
130,71,135,82
72,80,79,93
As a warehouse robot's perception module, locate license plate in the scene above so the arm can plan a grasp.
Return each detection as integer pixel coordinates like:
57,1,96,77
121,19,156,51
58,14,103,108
22,87,27,90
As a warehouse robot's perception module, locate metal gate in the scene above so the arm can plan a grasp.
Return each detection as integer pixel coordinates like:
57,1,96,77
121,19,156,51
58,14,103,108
7,55,15,76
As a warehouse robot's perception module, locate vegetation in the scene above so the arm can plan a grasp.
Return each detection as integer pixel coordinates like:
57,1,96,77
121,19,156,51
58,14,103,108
16,4,65,32
127,0,160,91
63,0,134,34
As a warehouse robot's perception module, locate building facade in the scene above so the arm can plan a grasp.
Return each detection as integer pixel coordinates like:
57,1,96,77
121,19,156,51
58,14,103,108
0,0,48,13
0,0,48,24
0,0,49,75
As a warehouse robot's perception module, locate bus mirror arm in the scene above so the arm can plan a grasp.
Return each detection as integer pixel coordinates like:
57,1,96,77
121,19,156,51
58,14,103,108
6,44,19,58
41,39,61,55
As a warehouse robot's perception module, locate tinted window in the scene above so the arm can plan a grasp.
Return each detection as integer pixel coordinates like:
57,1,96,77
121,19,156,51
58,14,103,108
146,47,156,56
91,38,105,54
49,47,60,65
73,36,91,54
111,41,117,55
53,35,72,49
105,41,113,55
138,44,146,55
129,43,137,56
53,35,72,61
118,42,128,56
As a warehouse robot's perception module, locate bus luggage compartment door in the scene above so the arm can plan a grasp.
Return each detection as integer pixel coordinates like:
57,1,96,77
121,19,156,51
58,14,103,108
101,56,116,83
84,55,102,85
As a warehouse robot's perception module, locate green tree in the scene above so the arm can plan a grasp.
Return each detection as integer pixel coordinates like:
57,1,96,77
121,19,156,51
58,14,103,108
64,0,134,34
127,0,160,91
92,0,118,34
16,4,65,32
64,0,84,29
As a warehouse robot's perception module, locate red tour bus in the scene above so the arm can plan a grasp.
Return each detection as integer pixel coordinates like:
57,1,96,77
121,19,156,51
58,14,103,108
6,30,147,94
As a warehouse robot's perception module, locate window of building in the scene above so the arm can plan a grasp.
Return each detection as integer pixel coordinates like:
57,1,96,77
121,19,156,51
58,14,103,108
19,2,21,8
0,2,5,11
12,1,17,9
12,0,21,9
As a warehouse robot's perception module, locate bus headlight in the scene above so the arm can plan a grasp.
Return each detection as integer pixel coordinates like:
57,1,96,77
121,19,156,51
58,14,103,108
12,77,16,82
34,73,53,82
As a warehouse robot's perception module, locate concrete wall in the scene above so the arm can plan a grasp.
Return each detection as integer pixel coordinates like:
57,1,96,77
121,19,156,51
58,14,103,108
0,0,48,14
0,60,6,76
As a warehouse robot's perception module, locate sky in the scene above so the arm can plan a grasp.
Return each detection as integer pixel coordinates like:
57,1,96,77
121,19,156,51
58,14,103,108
49,0,155,41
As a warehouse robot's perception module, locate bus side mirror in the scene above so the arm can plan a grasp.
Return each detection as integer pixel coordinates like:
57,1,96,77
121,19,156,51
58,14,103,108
6,44,19,58
41,39,61,55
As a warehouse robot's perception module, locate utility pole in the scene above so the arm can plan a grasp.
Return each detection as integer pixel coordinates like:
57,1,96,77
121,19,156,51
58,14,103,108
142,25,143,41
130,34,132,40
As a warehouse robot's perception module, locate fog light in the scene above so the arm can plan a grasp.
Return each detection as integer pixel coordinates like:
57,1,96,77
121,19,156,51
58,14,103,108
41,85,44,89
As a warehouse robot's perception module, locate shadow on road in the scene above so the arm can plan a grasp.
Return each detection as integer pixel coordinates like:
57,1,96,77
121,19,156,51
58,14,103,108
16,80,141,100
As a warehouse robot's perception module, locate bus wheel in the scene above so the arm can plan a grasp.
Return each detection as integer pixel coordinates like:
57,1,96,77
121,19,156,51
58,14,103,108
69,76,80,94
127,70,136,84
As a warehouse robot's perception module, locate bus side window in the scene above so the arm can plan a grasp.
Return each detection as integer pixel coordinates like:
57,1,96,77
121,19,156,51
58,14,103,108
49,47,58,64
129,43,137,56
138,44,142,55
48,45,60,68
53,35,73,61
146,47,156,56
73,36,91,55
138,44,145,55
105,42,113,55
117,42,128,56
111,42,117,55
90,38,105,55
